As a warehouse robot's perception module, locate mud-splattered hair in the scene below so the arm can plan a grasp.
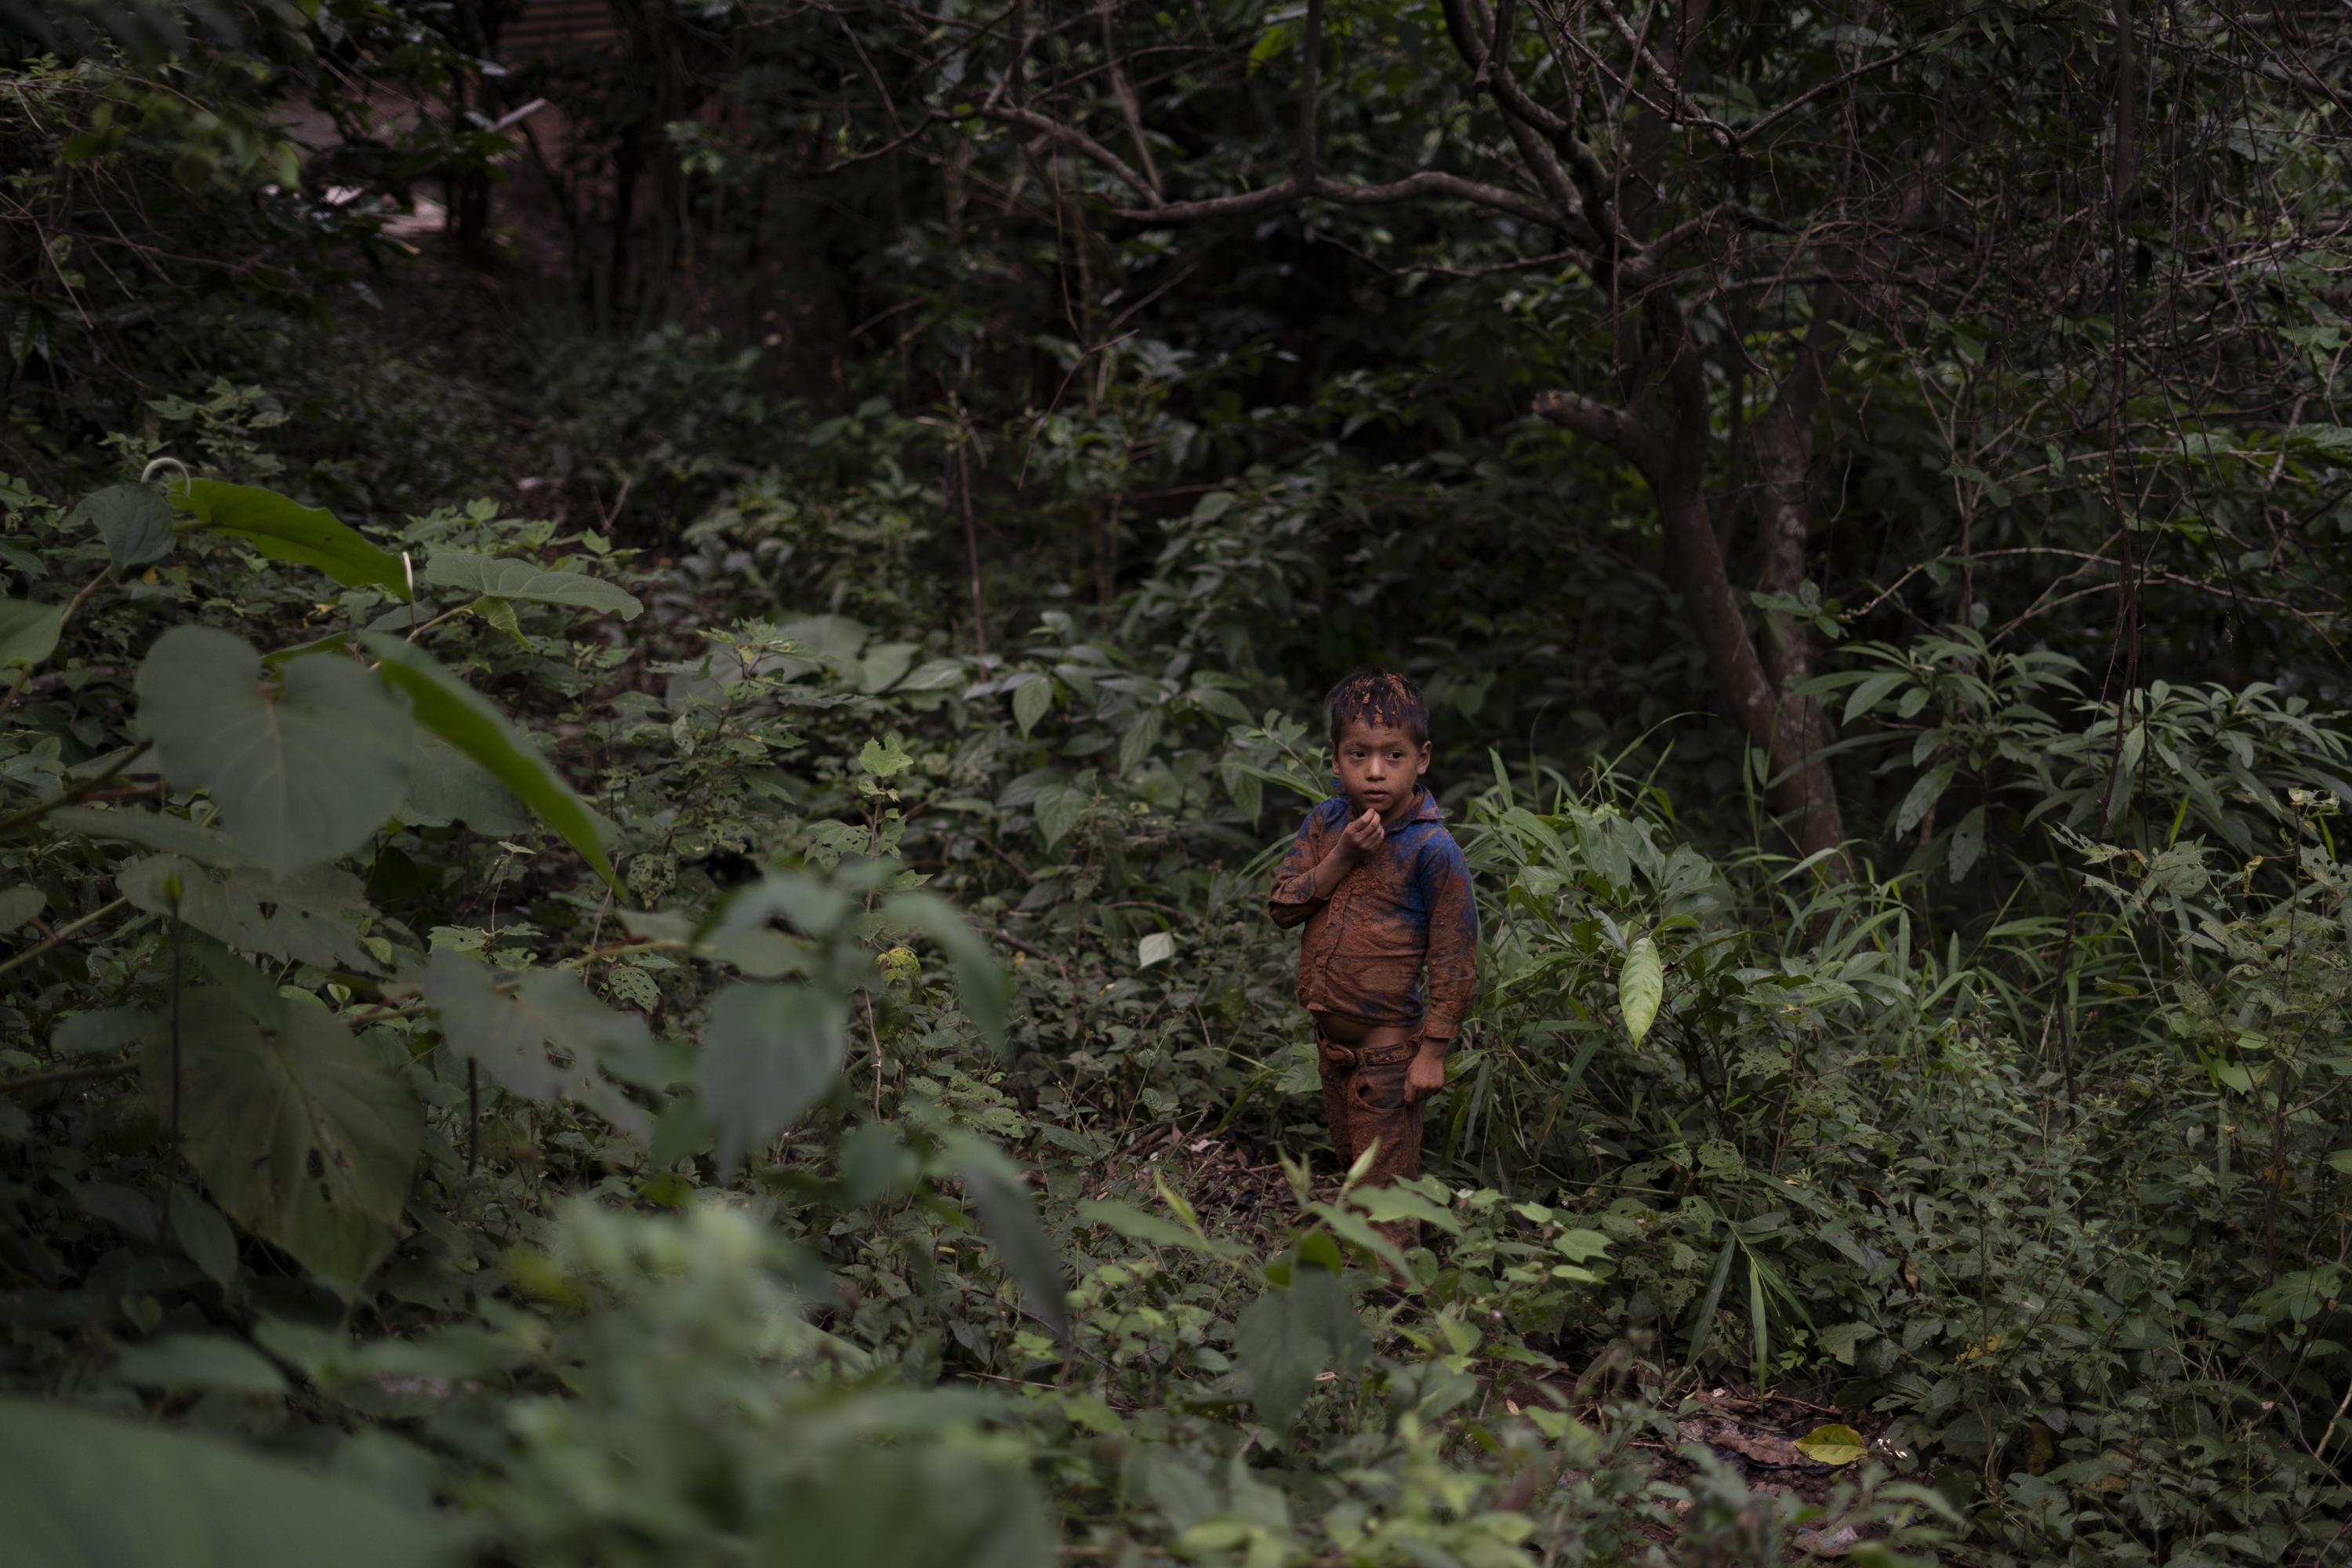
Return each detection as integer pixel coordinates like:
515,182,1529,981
1325,671,1429,746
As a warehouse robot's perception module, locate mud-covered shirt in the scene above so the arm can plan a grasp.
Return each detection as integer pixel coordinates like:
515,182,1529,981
1268,787,1478,1040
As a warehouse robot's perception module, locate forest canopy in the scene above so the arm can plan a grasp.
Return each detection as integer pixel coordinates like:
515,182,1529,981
3,2,2352,1564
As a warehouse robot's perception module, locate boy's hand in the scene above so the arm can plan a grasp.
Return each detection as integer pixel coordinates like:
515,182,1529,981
1405,1043,1447,1102
1336,806,1384,864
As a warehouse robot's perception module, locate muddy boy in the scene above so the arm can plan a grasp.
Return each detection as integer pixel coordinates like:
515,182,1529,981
1269,672,1477,1224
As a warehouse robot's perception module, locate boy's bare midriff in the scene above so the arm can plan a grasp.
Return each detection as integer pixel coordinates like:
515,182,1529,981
1308,1011,1417,1051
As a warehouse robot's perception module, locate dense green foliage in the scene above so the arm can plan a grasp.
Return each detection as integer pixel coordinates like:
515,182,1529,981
5,2,2352,1565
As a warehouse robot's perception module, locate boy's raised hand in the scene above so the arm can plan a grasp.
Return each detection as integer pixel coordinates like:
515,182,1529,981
1338,805,1385,862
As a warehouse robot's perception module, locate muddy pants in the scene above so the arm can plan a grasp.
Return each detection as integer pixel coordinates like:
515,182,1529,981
1316,1026,1424,1253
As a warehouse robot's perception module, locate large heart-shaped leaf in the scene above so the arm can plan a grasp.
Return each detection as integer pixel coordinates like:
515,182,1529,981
422,949,651,1138
0,1398,461,1566
136,625,412,873
423,548,642,619
145,988,423,1294
69,482,176,569
171,479,410,598
119,853,380,971
700,980,850,1172
361,634,615,887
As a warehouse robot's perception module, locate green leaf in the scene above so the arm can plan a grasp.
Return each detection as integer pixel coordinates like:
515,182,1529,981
136,625,412,874
881,891,1010,1047
1011,675,1053,737
423,548,641,620
943,1130,1069,1339
1618,936,1662,1046
1117,705,1163,775
1036,784,1085,850
1794,1422,1867,1466
2327,1149,2352,1177
1817,1321,1875,1367
394,729,530,836
1894,760,1956,840
171,479,411,598
1076,1198,1247,1258
699,981,851,1172
0,598,61,668
421,950,652,1139
145,988,423,1296
120,853,380,971
361,634,615,887
114,1335,285,1396
759,1446,1054,1568
859,733,915,777
71,482,176,569
0,886,44,929
168,1187,240,1287
1947,805,1987,881
52,804,267,869
0,1398,462,1566
1234,1265,1366,1432
1138,930,1175,968
1842,670,1909,724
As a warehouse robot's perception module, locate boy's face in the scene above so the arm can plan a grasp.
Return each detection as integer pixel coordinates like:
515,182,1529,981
1334,719,1431,824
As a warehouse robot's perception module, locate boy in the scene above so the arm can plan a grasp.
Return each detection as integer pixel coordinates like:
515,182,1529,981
1269,672,1477,1234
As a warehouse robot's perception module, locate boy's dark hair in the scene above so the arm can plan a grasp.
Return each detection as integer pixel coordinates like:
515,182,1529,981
1325,671,1430,746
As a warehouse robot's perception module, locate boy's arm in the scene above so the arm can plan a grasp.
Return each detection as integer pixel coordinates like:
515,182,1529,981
1269,804,1380,926
1417,836,1481,1050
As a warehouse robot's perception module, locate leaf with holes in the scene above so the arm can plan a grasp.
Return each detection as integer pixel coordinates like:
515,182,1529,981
171,479,410,597
119,853,379,971
144,988,422,1295
700,981,850,1172
1618,936,1662,1047
421,950,651,1138
136,625,412,873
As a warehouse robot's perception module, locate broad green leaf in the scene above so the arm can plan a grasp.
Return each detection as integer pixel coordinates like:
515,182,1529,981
120,853,379,972
1036,784,1085,849
1012,675,1053,736
70,482,175,569
884,891,1010,1047
171,479,411,598
361,634,616,887
51,804,267,869
1117,705,1163,775
857,640,919,694
136,625,412,873
859,733,914,777
1618,936,1662,1046
0,598,60,667
394,729,529,836
1234,1265,1366,1432
145,988,423,1295
1817,1321,1876,1367
1794,1422,1867,1466
1842,669,1908,724
0,885,44,928
1894,760,1956,840
0,1398,462,1567
421,949,651,1138
1138,930,1175,968
1076,1198,1246,1258
2328,1149,2352,1177
53,1006,157,1059
699,980,851,1171
757,1446,1054,1568
423,548,642,620
114,1335,286,1396
168,1187,240,1287
900,656,967,693
1947,804,1987,880
943,1129,1069,1339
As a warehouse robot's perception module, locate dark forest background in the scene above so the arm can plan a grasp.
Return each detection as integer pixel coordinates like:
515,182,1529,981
4,2,2352,1563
